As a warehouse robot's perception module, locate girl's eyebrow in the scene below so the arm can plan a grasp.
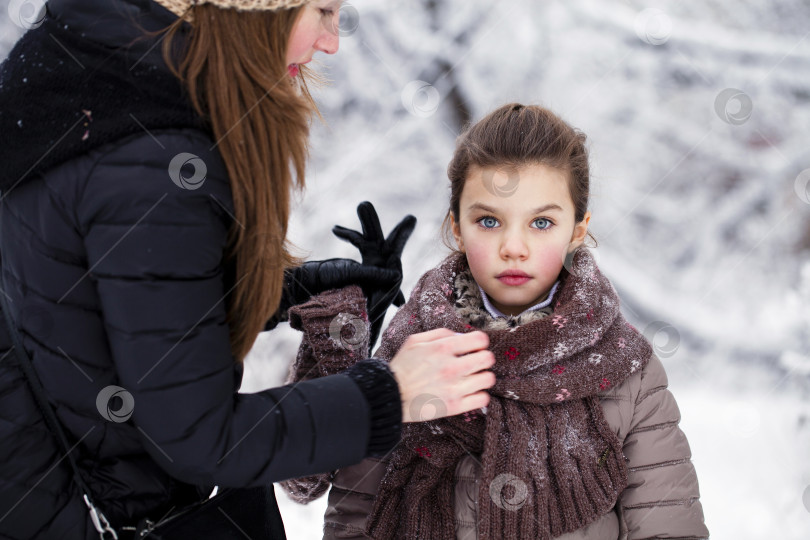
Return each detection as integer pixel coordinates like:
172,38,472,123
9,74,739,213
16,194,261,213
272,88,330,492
467,202,564,214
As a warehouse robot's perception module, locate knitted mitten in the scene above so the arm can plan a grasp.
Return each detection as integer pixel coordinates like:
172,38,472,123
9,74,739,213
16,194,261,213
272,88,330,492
279,285,370,504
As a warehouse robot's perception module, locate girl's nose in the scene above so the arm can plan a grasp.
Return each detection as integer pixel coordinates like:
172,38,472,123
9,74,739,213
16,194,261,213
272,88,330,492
500,232,529,260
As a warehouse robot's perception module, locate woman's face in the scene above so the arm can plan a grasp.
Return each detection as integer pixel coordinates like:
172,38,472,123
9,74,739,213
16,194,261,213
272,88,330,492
286,1,342,77
451,163,591,316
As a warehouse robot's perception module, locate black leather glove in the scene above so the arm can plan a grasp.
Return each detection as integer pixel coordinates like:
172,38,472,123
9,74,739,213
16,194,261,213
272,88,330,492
263,259,403,332
332,201,417,352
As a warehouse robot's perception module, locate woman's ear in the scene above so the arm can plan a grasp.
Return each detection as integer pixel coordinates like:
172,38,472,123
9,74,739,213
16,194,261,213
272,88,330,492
450,213,465,252
568,211,591,252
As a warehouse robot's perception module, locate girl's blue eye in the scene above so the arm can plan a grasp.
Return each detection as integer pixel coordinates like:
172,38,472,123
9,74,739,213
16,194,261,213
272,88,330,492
532,218,553,230
478,216,499,229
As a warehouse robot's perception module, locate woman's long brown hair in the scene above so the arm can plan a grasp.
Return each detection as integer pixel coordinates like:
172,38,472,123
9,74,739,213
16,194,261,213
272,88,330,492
158,5,317,362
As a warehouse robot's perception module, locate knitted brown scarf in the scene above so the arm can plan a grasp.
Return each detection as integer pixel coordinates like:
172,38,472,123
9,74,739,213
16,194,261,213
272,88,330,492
283,248,652,539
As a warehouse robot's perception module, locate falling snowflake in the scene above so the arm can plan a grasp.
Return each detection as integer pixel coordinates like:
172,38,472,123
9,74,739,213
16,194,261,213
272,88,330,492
441,283,453,297
415,446,431,458
428,423,444,435
553,342,568,359
552,364,566,375
599,378,611,390
617,338,626,349
588,353,603,365
505,347,520,360
630,359,641,373
504,390,519,400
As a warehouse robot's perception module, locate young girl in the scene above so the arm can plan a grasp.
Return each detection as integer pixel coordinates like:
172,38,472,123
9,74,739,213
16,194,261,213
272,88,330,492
283,104,709,539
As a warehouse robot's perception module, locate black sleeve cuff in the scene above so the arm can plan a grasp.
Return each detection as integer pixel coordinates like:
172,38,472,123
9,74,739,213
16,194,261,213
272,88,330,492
343,359,402,457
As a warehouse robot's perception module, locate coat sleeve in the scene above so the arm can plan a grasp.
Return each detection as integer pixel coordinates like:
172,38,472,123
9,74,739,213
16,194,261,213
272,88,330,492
619,353,710,539
75,131,374,487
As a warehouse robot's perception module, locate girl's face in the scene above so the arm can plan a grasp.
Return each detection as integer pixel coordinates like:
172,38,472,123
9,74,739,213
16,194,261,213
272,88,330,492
451,163,591,316
286,1,342,77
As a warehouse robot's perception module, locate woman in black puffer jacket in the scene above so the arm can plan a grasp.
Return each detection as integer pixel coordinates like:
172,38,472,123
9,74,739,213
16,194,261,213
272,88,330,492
0,1,496,538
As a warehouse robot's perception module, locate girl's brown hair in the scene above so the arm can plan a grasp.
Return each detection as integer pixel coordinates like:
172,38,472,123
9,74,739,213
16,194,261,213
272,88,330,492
442,103,596,249
158,5,317,362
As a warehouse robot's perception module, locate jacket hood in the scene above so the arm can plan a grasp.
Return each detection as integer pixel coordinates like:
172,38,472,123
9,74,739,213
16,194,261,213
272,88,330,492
0,0,204,193
46,0,183,63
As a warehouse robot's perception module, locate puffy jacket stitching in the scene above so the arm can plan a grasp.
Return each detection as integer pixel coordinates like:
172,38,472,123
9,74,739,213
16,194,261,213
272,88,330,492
635,384,666,405
623,496,702,510
626,419,679,435
328,485,376,501
324,521,368,533
75,128,217,237
1,204,84,265
628,457,692,472
1,271,97,312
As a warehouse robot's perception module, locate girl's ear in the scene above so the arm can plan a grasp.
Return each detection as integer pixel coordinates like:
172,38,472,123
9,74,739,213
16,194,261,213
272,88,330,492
450,213,465,252
568,211,591,252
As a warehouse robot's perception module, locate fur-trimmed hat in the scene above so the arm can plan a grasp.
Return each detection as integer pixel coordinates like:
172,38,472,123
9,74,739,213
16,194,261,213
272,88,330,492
154,0,309,18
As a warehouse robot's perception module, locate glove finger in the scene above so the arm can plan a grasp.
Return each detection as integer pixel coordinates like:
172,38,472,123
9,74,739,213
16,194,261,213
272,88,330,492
331,225,365,247
393,290,406,306
357,201,385,244
367,316,384,355
385,215,417,258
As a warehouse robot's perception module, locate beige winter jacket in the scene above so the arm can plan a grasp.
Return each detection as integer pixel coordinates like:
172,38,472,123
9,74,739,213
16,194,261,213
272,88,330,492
322,352,709,539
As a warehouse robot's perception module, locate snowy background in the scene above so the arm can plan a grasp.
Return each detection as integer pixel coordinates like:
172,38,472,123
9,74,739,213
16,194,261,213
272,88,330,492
3,0,810,538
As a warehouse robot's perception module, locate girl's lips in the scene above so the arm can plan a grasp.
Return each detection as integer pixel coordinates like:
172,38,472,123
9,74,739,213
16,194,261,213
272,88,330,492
288,64,299,77
497,276,531,286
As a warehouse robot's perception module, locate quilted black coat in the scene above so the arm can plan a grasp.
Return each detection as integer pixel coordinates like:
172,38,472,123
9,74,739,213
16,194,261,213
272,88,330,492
0,1,399,538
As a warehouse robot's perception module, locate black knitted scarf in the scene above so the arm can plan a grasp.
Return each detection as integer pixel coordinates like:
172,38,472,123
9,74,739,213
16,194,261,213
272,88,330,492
0,10,205,193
